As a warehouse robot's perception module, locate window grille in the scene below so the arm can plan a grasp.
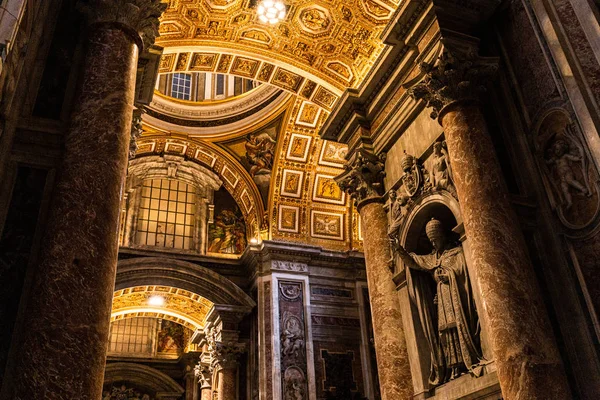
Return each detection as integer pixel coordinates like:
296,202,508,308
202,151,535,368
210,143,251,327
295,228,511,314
171,72,192,100
108,317,156,355
136,179,196,250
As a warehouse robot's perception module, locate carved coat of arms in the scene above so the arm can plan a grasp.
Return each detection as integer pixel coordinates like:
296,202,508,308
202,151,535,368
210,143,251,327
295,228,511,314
400,152,423,198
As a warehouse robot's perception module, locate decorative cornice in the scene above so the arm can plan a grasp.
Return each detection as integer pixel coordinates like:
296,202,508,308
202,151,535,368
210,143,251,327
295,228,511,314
409,44,498,120
77,0,167,50
335,146,386,209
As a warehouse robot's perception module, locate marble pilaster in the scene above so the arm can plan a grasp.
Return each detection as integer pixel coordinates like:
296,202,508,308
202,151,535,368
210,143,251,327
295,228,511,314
7,1,165,399
411,42,571,399
336,146,413,399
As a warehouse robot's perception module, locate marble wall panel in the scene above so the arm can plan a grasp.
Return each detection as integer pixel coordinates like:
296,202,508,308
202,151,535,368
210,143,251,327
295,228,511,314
279,281,309,400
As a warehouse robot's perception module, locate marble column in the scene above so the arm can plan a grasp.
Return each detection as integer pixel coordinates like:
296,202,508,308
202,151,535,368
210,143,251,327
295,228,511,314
216,367,237,400
6,1,165,399
411,43,571,399
336,147,413,400
194,362,213,400
210,341,243,400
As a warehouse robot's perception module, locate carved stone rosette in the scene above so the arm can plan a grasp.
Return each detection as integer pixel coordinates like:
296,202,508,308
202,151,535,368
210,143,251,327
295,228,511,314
410,46,498,120
77,0,167,50
335,146,386,209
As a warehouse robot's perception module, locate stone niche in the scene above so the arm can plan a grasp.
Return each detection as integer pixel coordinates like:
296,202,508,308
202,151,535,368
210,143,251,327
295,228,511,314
391,193,501,399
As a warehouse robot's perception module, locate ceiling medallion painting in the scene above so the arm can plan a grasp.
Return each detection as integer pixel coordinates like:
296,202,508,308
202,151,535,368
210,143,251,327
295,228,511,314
155,0,401,91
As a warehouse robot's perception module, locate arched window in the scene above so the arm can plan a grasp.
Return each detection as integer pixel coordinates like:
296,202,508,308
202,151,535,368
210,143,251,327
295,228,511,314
135,179,197,250
171,72,191,100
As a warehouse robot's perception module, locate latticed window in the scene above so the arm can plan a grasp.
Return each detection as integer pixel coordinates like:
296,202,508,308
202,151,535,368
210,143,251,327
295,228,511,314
108,317,156,355
171,72,191,100
136,179,196,250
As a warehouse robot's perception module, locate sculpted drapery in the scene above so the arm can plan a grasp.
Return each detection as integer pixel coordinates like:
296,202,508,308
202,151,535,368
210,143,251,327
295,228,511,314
393,218,483,386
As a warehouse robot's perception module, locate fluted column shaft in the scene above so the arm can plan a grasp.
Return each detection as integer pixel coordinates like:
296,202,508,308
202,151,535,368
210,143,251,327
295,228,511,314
359,200,413,399
336,148,413,399
440,102,570,399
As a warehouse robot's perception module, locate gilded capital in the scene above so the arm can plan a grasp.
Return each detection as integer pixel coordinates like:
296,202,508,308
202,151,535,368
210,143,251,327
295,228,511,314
409,47,498,120
335,146,386,208
77,0,167,50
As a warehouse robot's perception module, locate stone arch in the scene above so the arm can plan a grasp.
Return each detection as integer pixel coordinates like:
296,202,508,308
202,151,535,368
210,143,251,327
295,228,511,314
115,257,255,309
103,362,185,399
132,136,264,238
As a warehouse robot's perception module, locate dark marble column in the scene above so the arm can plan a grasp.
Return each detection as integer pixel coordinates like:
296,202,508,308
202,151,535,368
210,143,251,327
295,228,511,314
217,367,237,400
411,42,571,399
336,147,414,400
7,1,165,399
210,342,244,400
194,362,213,400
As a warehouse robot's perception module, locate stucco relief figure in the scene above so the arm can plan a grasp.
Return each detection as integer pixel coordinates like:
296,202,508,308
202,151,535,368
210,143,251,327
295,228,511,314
545,137,591,209
245,131,276,176
281,314,305,359
245,131,276,203
430,141,456,197
387,190,409,271
283,366,306,400
391,218,483,386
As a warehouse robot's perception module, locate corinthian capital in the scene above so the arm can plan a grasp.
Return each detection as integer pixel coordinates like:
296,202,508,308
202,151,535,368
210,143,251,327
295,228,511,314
210,341,246,370
335,146,386,208
194,363,212,388
78,0,167,50
129,106,145,158
410,46,498,120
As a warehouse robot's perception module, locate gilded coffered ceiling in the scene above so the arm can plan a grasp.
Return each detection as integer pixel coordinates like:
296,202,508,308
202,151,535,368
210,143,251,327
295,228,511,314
111,286,215,330
156,0,401,92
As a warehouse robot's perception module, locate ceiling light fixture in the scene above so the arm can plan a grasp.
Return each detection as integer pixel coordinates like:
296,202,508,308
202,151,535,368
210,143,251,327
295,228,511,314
257,0,286,25
148,295,165,307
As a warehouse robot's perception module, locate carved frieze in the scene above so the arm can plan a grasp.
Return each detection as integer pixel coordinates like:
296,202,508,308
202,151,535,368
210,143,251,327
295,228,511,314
271,260,308,273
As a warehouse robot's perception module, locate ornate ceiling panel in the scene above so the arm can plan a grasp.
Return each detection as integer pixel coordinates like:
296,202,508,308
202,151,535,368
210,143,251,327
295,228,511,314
156,0,401,92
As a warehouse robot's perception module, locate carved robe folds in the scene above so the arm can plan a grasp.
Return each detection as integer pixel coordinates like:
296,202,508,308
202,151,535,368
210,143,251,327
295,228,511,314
407,245,482,386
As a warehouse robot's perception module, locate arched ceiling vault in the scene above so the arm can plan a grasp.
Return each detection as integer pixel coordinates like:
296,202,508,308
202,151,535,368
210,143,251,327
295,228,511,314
156,0,401,93
136,0,397,252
